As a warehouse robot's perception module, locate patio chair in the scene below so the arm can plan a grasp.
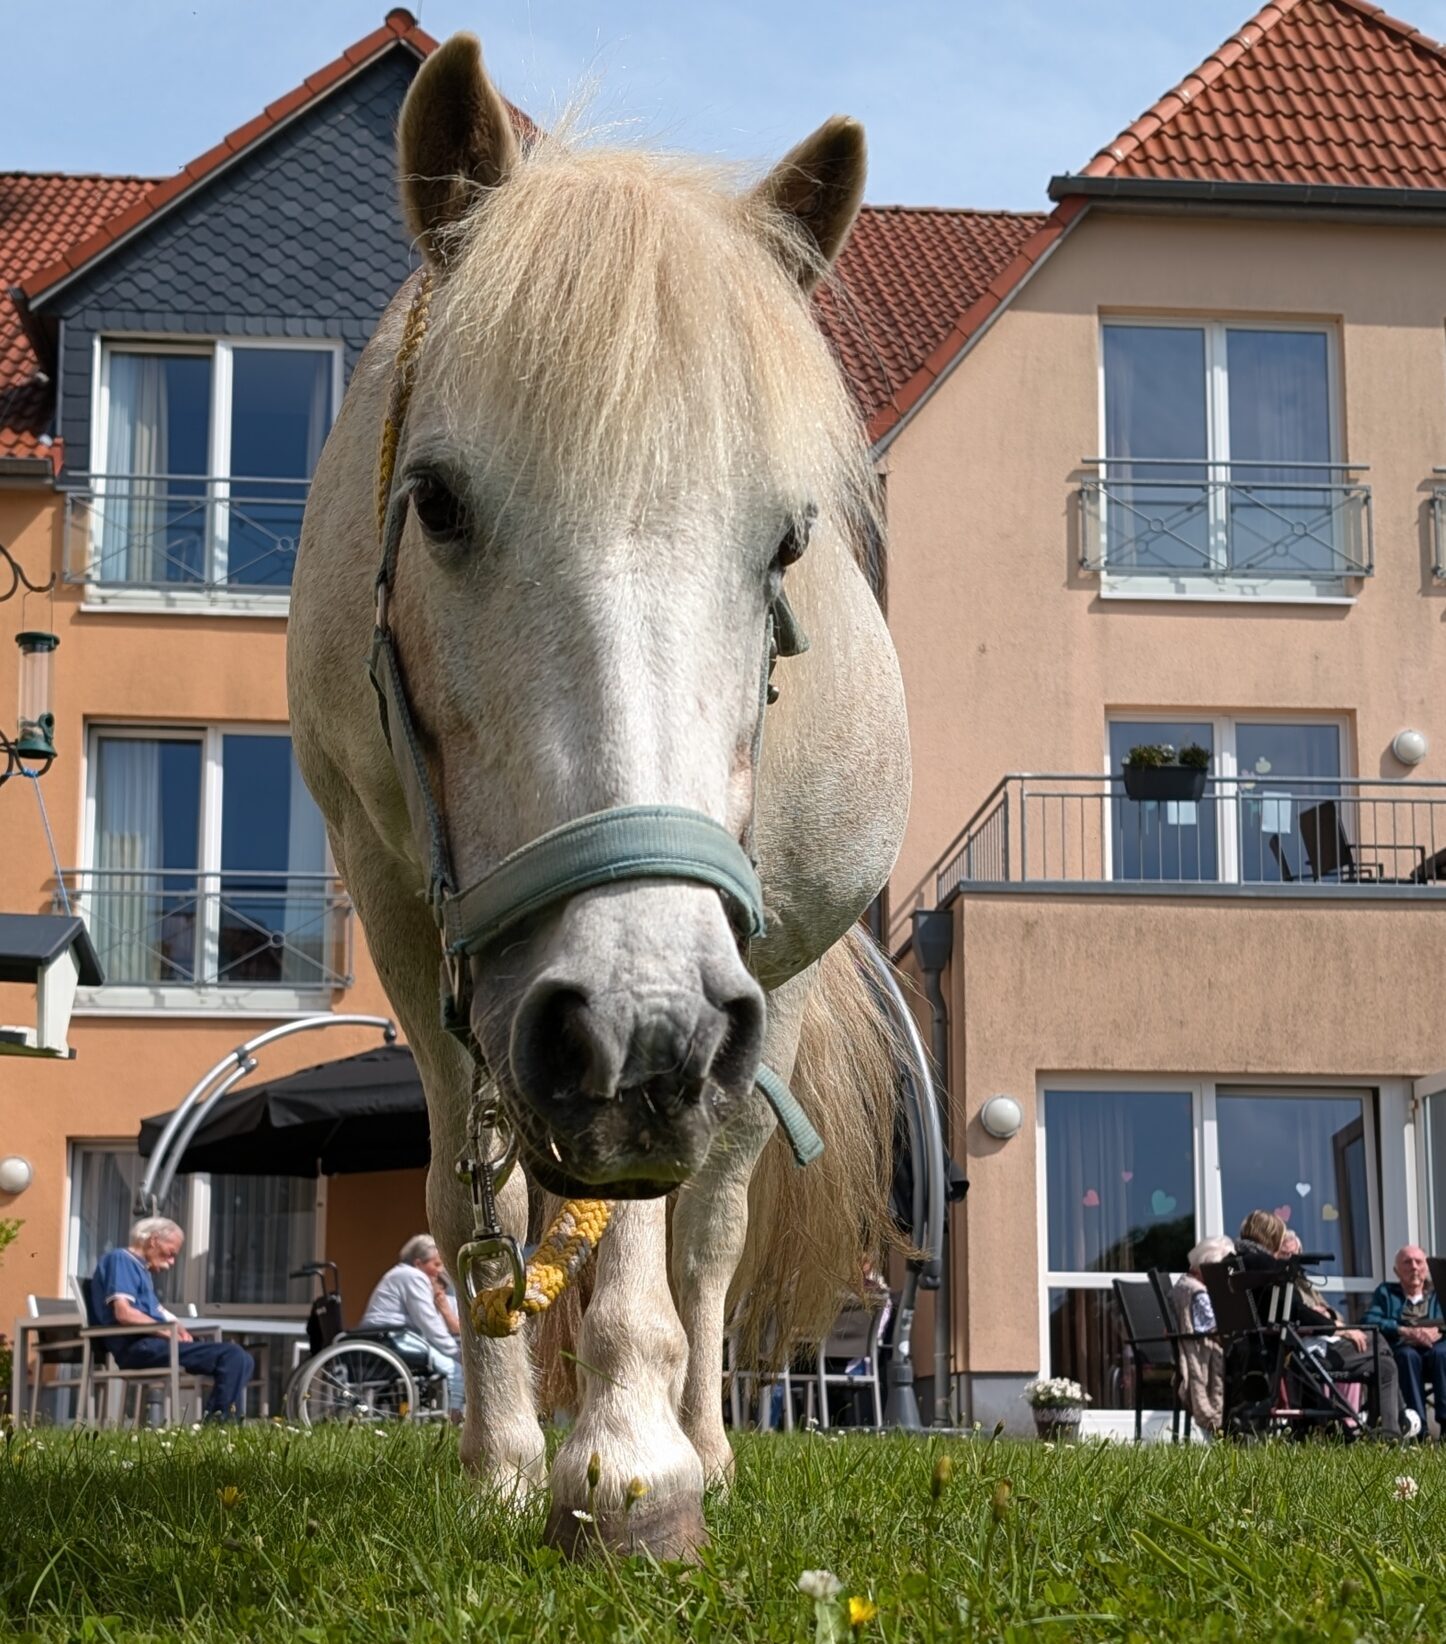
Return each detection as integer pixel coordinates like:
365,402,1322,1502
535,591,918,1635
1201,1257,1379,1438
725,1328,800,1432
1297,800,1381,883
22,1295,85,1425
1112,1277,1187,1442
807,1297,886,1430
73,1272,213,1428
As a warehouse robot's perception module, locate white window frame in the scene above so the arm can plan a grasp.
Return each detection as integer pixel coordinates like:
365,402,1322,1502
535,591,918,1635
1038,1075,1385,1432
1095,315,1353,605
74,721,339,1017
86,335,343,616
1103,711,1352,884
66,1139,323,1317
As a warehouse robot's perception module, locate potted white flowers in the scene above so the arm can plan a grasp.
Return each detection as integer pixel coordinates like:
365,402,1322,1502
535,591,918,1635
1121,741,1211,803
1023,1376,1090,1441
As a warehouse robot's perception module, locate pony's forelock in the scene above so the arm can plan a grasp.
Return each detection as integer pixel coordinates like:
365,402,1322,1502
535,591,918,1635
423,126,878,548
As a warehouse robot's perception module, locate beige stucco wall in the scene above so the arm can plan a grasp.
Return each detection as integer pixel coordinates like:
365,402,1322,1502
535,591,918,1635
948,891,1446,1379
884,209,1446,940
0,487,407,1334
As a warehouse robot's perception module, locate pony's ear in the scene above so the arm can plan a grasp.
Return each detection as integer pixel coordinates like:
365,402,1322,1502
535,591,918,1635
398,33,519,266
751,116,867,289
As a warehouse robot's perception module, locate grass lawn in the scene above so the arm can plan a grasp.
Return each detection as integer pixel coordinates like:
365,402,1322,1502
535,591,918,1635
1,1424,1443,1641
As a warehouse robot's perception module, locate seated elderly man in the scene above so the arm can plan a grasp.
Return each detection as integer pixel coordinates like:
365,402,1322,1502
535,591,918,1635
1364,1245,1445,1440
91,1216,254,1420
1171,1235,1235,1435
358,1234,464,1412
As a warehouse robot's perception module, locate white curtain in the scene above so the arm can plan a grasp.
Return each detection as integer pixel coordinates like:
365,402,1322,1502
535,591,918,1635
93,739,166,983
206,1174,314,1305
281,751,329,984
101,354,167,584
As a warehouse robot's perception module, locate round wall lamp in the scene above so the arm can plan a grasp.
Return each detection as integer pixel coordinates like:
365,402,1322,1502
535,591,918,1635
979,1094,1024,1141
0,1155,33,1195
1392,728,1429,767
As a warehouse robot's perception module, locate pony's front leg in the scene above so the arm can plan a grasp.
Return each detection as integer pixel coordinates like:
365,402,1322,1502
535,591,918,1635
428,1123,546,1498
671,968,812,1484
546,1197,705,1558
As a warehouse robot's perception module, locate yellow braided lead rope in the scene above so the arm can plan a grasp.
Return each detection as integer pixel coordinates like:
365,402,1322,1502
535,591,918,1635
471,1198,612,1338
376,271,434,539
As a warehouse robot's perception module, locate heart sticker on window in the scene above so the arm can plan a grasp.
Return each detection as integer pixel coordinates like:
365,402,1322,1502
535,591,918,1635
1082,1189,1100,1208
1274,1204,1292,1223
1296,1182,1311,1198
1150,1189,1176,1216
1121,1171,1134,1182
1321,1203,1339,1222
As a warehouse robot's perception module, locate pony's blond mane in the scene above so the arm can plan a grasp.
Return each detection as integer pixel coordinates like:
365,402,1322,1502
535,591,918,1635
425,133,877,545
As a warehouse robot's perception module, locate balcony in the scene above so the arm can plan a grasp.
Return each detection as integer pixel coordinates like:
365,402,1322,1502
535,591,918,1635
63,474,309,606
936,775,1446,905
1078,459,1372,587
55,869,353,999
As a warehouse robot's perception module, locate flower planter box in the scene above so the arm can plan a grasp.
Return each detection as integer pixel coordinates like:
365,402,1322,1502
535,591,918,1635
1121,765,1208,804
1032,1406,1083,1442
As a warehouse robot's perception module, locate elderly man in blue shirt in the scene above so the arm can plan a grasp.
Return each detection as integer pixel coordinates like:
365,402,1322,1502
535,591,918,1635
1363,1244,1445,1440
91,1216,254,1421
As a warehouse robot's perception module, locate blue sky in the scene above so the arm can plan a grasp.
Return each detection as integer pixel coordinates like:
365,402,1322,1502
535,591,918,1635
12,1,1446,209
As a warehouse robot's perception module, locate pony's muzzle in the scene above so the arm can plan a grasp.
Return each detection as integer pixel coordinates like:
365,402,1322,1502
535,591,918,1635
503,967,765,1186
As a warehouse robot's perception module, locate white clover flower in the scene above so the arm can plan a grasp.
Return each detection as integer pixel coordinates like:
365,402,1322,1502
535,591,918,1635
1394,1475,1420,1501
798,1570,842,1600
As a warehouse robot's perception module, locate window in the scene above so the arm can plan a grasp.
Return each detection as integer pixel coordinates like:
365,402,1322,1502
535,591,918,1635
1042,1082,1383,1414
80,726,344,1005
90,340,337,594
1093,320,1366,594
69,1144,317,1312
1109,716,1349,884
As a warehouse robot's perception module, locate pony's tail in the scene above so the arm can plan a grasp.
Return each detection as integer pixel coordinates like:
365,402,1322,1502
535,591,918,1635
728,924,902,1368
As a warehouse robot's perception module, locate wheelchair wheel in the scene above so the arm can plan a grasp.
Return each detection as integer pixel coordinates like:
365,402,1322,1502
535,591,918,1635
286,1339,417,1426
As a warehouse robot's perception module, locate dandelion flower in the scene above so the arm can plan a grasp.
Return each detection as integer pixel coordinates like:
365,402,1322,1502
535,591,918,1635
625,1477,648,1508
931,1455,954,1500
587,1451,601,1491
798,1570,842,1600
218,1485,243,1509
847,1595,878,1628
1394,1475,1420,1501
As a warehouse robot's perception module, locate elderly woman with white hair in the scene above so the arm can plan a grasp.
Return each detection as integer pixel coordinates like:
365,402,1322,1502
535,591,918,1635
1170,1235,1235,1436
358,1234,463,1411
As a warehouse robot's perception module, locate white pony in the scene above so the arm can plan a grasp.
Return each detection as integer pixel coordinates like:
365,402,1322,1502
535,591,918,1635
288,33,910,1557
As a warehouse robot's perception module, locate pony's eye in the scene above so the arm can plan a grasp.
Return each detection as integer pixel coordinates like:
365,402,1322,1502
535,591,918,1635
410,472,469,544
774,508,816,571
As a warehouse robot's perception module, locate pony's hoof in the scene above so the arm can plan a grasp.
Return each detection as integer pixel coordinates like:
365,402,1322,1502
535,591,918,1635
544,1493,708,1562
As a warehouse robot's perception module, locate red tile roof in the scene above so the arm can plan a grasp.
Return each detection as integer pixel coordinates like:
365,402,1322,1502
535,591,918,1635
1081,0,1446,189
0,173,155,463
824,202,1084,443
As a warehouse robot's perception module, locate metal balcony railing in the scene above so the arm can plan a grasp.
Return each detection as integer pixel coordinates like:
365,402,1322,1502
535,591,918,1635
1078,459,1372,580
55,869,353,990
63,474,310,593
935,775,1446,905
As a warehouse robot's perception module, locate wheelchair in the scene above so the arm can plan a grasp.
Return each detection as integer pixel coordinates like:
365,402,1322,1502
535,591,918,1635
282,1261,453,1427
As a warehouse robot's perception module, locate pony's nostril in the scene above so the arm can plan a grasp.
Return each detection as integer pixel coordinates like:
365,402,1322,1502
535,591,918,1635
706,984,766,1093
510,983,621,1103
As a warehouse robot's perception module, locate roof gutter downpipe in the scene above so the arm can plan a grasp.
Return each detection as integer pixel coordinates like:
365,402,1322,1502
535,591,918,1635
911,907,956,1427
855,936,946,1431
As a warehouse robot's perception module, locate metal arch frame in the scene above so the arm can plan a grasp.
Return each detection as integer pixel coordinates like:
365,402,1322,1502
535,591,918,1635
136,1013,397,1213
855,937,947,1431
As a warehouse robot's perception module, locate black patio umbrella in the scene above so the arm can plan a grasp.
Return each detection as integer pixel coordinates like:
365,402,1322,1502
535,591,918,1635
138,1045,429,1179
